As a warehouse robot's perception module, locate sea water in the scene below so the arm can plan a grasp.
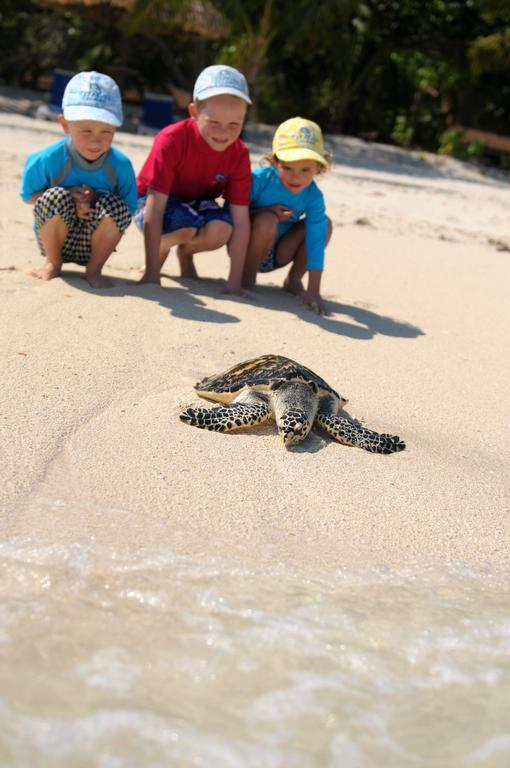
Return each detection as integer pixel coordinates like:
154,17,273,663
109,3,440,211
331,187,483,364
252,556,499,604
0,533,509,768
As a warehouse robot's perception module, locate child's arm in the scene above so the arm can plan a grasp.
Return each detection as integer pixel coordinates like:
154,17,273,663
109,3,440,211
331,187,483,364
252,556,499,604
27,187,94,220
302,188,330,315
27,192,44,204
141,189,168,285
224,204,250,295
251,204,293,222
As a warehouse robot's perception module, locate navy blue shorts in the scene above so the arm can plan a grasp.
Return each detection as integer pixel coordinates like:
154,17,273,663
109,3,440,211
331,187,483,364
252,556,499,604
134,196,232,234
258,243,285,273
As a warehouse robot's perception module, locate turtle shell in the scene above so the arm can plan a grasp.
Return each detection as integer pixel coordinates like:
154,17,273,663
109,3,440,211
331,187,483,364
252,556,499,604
195,354,343,403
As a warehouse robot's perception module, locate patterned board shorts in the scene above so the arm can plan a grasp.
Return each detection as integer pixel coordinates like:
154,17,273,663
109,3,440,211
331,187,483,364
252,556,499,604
34,186,132,265
258,243,284,273
134,196,233,234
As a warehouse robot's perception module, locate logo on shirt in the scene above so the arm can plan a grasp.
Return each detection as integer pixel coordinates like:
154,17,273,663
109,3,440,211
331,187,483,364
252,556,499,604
214,173,229,182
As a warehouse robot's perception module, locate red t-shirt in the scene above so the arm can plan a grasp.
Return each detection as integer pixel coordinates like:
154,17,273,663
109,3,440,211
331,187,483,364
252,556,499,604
136,118,251,205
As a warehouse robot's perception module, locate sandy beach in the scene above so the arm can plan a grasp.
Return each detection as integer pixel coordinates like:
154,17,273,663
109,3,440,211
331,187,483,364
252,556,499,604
1,104,510,767
1,109,509,567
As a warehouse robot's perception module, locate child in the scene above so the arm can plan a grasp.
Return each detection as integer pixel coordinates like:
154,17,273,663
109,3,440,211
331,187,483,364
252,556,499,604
20,71,137,289
242,117,333,315
135,65,251,293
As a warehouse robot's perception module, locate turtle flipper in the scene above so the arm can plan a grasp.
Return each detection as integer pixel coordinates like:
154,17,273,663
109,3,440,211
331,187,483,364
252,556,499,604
316,412,405,454
180,393,271,433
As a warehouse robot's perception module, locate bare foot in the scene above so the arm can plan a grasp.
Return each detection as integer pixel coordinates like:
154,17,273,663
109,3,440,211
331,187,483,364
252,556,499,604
221,284,247,297
138,273,161,286
176,246,199,279
86,271,113,289
27,262,61,281
283,276,304,296
132,254,168,279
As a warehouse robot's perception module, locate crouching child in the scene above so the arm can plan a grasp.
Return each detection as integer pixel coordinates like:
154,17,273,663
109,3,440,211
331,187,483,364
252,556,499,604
20,71,137,288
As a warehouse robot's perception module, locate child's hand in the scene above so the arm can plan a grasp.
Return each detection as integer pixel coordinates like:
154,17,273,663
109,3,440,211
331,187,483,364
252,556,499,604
139,271,161,286
269,205,293,222
303,290,329,316
70,185,96,220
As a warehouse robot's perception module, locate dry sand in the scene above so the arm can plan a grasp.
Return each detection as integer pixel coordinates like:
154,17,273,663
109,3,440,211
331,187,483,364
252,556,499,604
1,110,509,569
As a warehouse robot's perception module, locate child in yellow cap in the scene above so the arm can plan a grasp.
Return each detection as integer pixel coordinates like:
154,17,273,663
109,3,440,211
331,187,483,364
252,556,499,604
242,117,332,314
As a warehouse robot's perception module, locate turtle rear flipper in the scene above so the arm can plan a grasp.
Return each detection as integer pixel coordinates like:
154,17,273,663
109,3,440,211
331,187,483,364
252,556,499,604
316,412,405,454
180,392,271,433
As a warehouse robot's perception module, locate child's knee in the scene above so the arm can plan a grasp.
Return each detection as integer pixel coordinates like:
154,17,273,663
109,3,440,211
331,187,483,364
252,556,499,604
204,219,232,245
34,187,74,225
252,210,279,237
93,216,121,237
39,186,72,203
97,193,126,215
179,227,198,243
96,194,132,235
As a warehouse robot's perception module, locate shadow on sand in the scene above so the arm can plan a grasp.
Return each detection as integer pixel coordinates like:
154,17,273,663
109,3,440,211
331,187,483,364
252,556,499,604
59,270,424,340
169,276,424,340
59,271,240,325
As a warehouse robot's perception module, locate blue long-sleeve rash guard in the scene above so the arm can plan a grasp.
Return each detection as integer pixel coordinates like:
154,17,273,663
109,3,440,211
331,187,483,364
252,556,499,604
20,138,138,215
250,165,328,271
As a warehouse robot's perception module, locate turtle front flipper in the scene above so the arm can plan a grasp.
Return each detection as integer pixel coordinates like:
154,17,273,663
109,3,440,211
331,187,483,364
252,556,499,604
316,412,405,454
180,391,271,433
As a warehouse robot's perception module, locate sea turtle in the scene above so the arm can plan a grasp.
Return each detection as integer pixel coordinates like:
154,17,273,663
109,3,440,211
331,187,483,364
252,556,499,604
179,354,405,454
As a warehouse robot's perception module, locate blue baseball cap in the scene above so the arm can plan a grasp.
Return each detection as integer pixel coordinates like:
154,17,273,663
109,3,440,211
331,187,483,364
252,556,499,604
193,65,251,105
62,71,123,126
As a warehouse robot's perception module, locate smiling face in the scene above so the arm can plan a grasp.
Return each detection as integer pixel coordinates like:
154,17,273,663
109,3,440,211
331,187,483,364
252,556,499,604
275,158,322,194
58,116,116,161
189,95,247,152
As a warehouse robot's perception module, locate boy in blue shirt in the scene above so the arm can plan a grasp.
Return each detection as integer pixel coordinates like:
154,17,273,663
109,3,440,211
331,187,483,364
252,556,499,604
20,71,137,288
242,117,332,315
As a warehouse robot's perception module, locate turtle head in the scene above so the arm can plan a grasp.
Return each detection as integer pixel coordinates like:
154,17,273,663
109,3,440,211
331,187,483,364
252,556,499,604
271,380,318,448
277,407,312,447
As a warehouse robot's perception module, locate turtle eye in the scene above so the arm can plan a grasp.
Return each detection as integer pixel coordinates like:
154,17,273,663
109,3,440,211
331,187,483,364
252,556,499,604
308,381,318,394
270,380,283,391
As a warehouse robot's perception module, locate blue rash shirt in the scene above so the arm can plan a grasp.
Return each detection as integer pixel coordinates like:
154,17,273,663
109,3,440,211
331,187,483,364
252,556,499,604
250,165,328,271
20,138,138,215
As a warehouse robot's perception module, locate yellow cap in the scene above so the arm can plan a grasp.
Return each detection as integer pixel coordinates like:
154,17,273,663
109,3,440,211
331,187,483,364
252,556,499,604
272,117,327,166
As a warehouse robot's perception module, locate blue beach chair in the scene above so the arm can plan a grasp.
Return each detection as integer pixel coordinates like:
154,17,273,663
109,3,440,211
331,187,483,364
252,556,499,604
138,92,175,135
36,69,76,121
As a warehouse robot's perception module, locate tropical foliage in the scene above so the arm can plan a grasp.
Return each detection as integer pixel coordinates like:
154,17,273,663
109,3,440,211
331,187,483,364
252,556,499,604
1,0,509,166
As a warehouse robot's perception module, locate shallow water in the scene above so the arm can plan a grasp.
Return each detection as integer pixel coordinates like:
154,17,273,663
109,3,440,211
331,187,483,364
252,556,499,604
0,534,509,768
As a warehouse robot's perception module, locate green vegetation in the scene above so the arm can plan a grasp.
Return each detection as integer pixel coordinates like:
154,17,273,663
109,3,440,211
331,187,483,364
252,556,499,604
1,0,509,166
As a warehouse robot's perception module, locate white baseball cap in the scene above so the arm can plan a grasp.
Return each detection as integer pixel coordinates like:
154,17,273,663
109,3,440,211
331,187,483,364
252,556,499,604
193,65,251,105
62,71,123,126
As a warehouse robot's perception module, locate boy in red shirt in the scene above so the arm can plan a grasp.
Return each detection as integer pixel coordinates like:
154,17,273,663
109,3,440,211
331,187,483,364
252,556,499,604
136,65,251,293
